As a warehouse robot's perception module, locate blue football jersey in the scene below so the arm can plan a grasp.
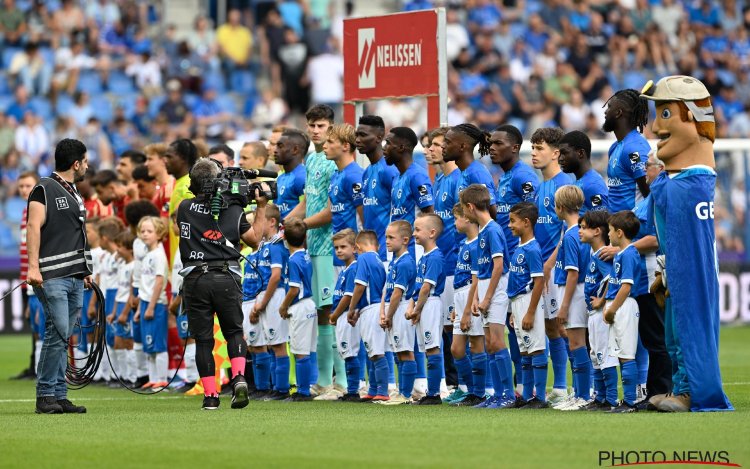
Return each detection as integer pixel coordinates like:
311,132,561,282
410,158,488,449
384,252,416,303
495,160,539,255
352,251,386,309
575,168,609,215
605,244,641,300
242,251,262,300
333,261,357,310
632,196,657,297
362,157,399,262
534,171,573,261
390,162,434,226
453,238,477,290
584,247,612,311
554,225,589,285
413,247,445,300
457,160,497,206
329,161,364,234
274,164,305,219
286,249,313,304
257,239,289,291
606,129,649,212
476,219,508,280
507,238,544,299
434,168,461,278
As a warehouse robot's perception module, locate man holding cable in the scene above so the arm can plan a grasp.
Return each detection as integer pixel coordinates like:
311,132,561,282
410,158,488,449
26,138,93,414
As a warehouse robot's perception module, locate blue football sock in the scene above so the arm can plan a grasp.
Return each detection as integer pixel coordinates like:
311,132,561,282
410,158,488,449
621,360,637,406
374,357,389,396
344,357,360,395
414,346,426,379
487,354,502,396
494,348,513,398
572,346,591,400
602,366,619,406
521,355,534,401
295,356,311,396
255,352,272,391
454,355,473,394
401,360,417,398
308,352,318,386
593,368,605,403
274,355,290,393
269,353,276,387
635,336,649,385
366,359,376,396
385,351,396,385
532,352,549,402
470,352,487,397
506,319,522,387
426,354,443,397
358,342,367,382
549,337,569,390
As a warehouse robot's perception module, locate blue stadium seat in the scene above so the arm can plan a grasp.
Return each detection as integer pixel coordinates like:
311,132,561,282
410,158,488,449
0,75,11,95
184,93,199,110
2,47,21,68
243,95,256,117
148,94,166,118
55,93,74,115
108,71,136,94
622,70,647,91
204,71,226,92
216,94,237,114
90,94,113,122
229,70,255,94
77,71,103,94
29,96,53,120
39,47,55,66
0,95,14,112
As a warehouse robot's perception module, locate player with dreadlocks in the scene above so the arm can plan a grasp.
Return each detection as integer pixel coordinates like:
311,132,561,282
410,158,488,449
602,88,651,213
442,123,498,233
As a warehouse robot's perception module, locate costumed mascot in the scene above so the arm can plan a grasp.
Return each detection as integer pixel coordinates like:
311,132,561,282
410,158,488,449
641,76,733,412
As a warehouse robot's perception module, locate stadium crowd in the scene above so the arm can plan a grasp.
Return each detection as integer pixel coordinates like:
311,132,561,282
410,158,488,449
0,0,748,258
0,1,741,413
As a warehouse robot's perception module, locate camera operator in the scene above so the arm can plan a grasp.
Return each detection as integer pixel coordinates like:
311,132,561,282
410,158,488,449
177,158,267,411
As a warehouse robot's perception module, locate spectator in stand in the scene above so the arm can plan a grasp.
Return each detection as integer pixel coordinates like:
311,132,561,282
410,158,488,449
52,41,99,97
159,80,193,134
475,88,508,132
561,90,590,132
524,14,552,54
15,111,50,172
252,88,288,130
85,0,121,27
125,52,162,96
304,37,344,115
217,8,253,76
8,42,52,96
715,86,745,135
544,62,579,108
467,0,502,35
727,103,750,138
278,26,309,115
187,15,218,70
404,0,433,12
0,0,26,47
80,117,114,170
0,111,15,157
193,85,232,140
279,0,305,37
69,91,94,128
445,7,470,63
51,0,86,42
651,0,684,43
99,20,129,56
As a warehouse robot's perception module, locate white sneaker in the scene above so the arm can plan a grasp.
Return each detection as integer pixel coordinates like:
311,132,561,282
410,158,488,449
560,397,591,411
358,386,369,398
547,388,569,406
382,394,411,406
389,388,401,399
411,388,426,400
310,384,327,397
313,388,343,401
552,395,577,410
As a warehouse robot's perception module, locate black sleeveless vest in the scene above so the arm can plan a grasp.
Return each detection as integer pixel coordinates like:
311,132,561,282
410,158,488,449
33,177,92,280
177,197,244,264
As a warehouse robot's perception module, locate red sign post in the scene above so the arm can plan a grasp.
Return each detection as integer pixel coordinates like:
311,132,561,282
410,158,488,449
343,9,447,133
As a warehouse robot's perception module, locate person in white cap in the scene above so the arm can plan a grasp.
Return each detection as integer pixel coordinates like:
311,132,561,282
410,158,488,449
640,76,733,412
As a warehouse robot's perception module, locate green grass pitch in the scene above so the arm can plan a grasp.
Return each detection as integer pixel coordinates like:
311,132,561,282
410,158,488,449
1,327,749,468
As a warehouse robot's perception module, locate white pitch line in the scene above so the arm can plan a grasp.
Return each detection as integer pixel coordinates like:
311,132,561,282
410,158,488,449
0,396,185,403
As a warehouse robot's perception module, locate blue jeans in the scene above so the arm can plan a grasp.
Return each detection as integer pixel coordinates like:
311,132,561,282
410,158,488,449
34,277,84,399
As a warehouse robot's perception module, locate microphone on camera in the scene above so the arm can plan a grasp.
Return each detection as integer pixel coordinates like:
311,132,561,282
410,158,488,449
242,168,278,179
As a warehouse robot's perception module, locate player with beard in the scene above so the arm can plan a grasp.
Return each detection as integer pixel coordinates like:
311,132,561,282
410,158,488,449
273,129,307,219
